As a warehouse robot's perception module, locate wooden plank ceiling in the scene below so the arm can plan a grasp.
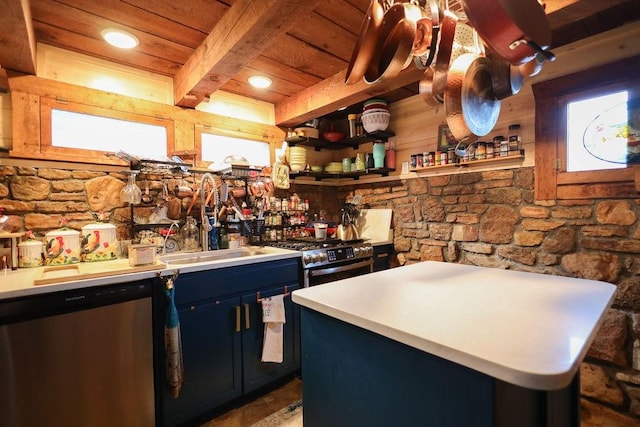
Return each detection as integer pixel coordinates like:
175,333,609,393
0,0,638,127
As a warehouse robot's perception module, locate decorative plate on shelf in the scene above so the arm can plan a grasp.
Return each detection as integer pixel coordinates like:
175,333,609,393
583,99,640,164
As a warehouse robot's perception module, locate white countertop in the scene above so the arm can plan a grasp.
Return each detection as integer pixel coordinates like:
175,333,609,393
292,261,616,391
0,246,300,300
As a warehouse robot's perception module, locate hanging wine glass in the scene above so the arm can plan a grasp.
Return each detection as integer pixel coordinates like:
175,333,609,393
120,172,142,204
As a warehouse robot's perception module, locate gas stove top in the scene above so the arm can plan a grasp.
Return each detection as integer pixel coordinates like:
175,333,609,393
266,237,359,251
266,238,373,268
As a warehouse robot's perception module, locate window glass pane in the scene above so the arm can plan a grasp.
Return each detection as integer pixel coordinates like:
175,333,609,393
51,109,168,160
566,91,627,172
201,134,270,168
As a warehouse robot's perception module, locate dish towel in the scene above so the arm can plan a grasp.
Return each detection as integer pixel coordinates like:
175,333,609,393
261,294,286,363
165,284,184,398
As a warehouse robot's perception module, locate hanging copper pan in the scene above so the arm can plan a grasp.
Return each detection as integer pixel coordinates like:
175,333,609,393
412,17,432,57
364,1,423,85
489,52,524,100
345,0,385,85
461,0,554,65
419,67,440,107
428,9,458,103
445,53,501,141
412,0,441,69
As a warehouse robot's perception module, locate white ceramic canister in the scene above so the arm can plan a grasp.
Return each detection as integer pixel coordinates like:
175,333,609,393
44,227,81,266
18,239,44,268
80,222,118,262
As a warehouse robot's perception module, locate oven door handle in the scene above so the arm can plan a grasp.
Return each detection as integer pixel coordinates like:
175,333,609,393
309,259,373,277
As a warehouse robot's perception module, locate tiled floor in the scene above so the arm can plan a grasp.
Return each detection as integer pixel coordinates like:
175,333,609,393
202,377,302,427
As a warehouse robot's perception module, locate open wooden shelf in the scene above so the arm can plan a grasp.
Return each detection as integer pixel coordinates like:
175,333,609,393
291,166,395,181
411,151,525,172
286,130,395,151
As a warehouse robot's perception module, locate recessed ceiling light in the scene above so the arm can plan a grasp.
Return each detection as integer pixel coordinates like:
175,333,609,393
248,75,272,89
101,28,139,49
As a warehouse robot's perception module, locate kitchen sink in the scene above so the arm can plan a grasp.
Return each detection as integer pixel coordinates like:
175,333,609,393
159,247,270,265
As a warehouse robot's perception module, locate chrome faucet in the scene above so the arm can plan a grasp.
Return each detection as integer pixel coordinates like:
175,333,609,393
200,173,220,251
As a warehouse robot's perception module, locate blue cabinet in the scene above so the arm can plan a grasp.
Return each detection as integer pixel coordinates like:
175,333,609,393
373,244,392,271
158,258,300,426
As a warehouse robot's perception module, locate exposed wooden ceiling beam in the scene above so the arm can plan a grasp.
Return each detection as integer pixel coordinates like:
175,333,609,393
173,0,324,108
0,0,36,74
274,66,425,127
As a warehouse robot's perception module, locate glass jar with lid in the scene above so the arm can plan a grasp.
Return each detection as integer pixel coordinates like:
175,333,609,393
180,216,200,252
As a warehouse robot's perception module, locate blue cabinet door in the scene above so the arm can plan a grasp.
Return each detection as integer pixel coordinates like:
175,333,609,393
241,283,300,393
162,295,242,426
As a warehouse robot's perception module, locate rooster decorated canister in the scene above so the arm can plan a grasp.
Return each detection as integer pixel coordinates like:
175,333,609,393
81,222,117,262
18,232,44,268
44,227,81,265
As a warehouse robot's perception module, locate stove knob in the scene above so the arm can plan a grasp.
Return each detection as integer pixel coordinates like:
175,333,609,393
354,247,361,256
312,254,320,263
319,253,327,263
303,255,312,265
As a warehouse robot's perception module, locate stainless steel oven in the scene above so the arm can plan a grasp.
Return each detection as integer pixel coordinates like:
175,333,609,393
266,239,374,287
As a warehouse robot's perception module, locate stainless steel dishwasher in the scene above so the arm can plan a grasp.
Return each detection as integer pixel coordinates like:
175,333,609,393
0,280,155,427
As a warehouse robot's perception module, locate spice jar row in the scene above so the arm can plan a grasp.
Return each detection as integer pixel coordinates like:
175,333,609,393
411,141,523,169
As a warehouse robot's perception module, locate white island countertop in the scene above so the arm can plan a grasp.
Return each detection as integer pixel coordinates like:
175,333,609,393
292,261,616,391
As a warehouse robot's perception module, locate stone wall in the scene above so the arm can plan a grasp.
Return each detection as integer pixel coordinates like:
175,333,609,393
0,165,132,238
332,167,640,426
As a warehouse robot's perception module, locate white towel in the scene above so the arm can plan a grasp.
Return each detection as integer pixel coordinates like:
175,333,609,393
261,294,286,363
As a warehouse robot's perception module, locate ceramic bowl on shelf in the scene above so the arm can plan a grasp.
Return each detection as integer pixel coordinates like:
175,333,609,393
323,131,346,142
362,111,390,133
290,163,306,172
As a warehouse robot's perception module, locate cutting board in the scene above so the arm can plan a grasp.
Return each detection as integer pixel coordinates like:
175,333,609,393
357,209,392,241
34,262,164,286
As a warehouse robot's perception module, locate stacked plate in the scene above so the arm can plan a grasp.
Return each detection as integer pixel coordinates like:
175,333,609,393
324,162,343,173
289,146,307,172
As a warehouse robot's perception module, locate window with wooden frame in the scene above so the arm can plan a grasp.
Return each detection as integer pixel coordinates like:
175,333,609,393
533,55,640,200
40,97,174,164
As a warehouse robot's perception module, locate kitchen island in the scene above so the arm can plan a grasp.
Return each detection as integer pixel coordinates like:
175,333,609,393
292,261,616,427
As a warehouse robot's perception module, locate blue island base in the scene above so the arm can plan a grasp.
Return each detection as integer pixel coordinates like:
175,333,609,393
300,308,579,427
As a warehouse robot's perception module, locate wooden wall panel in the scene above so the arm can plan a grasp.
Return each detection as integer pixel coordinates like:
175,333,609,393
0,93,12,151
9,91,40,158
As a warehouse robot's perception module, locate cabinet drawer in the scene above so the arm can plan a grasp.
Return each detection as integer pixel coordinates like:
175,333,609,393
173,259,300,306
